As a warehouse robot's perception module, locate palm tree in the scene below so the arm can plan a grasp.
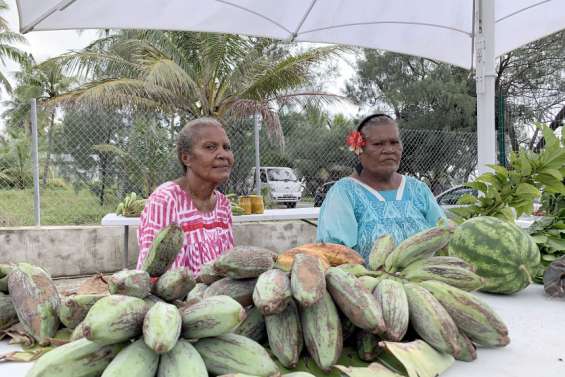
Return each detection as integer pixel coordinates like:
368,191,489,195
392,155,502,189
4,60,73,186
27,61,74,185
0,0,31,94
0,128,32,189
51,31,345,144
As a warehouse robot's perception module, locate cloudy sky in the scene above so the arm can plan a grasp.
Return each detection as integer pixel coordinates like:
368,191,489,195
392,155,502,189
0,0,98,130
4,0,98,61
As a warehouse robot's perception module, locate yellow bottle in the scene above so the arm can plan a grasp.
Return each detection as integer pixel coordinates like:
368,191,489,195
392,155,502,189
239,196,252,215
248,195,265,214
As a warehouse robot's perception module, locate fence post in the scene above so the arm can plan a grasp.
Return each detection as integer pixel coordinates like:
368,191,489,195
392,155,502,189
254,114,261,196
497,93,506,166
30,98,41,226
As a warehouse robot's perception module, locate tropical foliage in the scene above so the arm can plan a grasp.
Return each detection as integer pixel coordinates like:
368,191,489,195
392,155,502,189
52,31,344,143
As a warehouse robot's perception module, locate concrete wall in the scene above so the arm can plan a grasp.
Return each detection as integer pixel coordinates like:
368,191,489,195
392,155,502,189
0,221,316,277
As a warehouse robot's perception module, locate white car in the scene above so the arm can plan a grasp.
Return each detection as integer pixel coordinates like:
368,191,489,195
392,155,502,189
245,167,305,208
435,185,478,211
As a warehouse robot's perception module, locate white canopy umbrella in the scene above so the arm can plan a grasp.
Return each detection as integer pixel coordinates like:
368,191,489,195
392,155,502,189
15,0,565,173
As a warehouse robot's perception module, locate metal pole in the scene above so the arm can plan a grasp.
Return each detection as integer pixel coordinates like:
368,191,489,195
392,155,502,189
497,93,506,166
475,0,497,175
30,98,41,226
123,226,129,269
254,114,261,196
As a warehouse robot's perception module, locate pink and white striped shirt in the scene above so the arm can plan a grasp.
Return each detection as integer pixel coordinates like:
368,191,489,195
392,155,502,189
136,181,234,275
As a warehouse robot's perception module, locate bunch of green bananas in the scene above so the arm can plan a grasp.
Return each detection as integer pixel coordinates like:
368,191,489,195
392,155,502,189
116,192,147,217
337,225,508,363
226,193,245,216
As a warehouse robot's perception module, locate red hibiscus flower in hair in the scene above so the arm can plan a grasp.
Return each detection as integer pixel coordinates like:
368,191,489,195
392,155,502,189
346,131,366,155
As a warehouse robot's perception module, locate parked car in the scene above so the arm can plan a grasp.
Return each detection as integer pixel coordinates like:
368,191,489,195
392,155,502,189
314,182,476,209
245,167,305,208
435,184,542,214
435,185,478,210
314,180,336,207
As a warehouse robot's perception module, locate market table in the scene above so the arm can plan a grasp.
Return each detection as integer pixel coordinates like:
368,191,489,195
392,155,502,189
101,210,539,269
1,284,563,376
101,207,321,268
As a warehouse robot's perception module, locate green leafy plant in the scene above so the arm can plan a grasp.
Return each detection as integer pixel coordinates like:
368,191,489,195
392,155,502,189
526,190,565,283
527,211,565,283
450,126,565,223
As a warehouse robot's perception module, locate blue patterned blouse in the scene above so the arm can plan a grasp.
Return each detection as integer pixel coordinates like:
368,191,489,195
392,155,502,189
316,176,445,263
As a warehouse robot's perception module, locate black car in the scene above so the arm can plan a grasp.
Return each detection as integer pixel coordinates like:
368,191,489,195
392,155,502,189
314,181,336,207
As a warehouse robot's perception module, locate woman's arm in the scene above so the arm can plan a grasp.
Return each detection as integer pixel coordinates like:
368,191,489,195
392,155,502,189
136,191,176,269
316,183,358,249
420,183,446,226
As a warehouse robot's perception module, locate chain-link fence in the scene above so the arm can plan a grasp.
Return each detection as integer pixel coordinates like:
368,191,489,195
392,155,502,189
0,106,477,226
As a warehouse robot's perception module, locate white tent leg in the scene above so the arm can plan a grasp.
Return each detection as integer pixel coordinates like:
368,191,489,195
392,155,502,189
475,0,497,175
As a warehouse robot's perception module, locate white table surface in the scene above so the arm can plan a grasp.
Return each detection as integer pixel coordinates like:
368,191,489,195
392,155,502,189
101,207,320,226
1,285,563,377
101,211,538,228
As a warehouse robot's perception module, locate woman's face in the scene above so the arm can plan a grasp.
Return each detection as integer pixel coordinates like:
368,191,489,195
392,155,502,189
182,125,234,185
359,123,403,177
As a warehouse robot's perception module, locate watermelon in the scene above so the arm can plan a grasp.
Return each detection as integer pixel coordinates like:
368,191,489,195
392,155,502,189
448,216,540,294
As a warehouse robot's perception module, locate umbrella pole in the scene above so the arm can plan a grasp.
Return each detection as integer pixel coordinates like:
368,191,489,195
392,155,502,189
475,0,497,175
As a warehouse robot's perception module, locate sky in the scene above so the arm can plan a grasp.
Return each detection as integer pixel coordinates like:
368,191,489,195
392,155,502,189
0,0,99,131
4,0,99,62
0,0,358,132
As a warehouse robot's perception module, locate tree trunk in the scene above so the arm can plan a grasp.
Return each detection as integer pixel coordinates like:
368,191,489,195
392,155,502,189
170,113,176,144
506,122,519,152
99,154,107,206
42,110,56,187
98,128,113,206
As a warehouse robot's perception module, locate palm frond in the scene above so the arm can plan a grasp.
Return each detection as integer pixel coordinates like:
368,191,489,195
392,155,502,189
238,45,346,100
273,92,350,108
48,78,174,111
55,50,143,81
139,55,199,99
0,68,11,92
0,31,28,45
226,99,284,148
0,43,31,67
92,144,128,158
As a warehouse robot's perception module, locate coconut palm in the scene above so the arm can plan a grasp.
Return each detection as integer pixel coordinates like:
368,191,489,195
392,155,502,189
0,128,33,189
51,31,345,143
4,60,74,185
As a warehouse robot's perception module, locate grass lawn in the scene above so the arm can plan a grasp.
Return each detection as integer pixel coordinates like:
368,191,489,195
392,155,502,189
0,188,117,227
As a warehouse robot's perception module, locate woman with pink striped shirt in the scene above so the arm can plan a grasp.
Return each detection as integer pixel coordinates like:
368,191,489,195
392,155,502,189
136,117,235,275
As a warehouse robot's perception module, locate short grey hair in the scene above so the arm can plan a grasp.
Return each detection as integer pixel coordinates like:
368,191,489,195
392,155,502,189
176,117,224,173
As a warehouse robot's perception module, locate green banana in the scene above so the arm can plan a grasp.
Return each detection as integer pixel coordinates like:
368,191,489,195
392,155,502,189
194,333,279,377
325,267,386,335
158,339,208,377
419,280,510,347
403,282,460,357
454,332,477,362
368,234,395,271
373,278,409,341
385,227,451,272
101,339,159,377
401,256,476,272
265,300,303,368
143,302,182,354
401,264,484,291
26,338,124,377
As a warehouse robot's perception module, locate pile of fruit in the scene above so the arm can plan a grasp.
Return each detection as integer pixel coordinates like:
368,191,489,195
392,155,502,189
0,215,533,377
